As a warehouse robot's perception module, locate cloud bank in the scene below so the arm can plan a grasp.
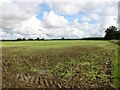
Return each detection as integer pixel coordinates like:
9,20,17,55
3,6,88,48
0,0,119,39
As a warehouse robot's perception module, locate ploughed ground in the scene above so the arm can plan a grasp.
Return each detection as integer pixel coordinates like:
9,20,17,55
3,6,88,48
2,44,117,88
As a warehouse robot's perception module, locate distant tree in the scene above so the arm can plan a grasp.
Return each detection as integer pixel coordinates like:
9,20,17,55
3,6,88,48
104,26,120,40
28,38,30,41
22,38,26,41
36,38,40,41
16,38,22,41
62,37,65,40
41,38,44,40
28,38,33,41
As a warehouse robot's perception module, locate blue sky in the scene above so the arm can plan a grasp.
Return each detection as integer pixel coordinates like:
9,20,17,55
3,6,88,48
0,0,118,39
36,3,51,20
37,3,96,24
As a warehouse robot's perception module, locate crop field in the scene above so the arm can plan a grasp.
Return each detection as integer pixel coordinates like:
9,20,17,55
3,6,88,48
1,40,120,89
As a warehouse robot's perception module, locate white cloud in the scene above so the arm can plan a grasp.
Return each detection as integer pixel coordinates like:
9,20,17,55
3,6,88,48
0,0,119,39
47,2,86,15
0,0,41,30
101,16,118,29
42,11,68,28
46,1,118,17
12,16,47,38
47,2,112,15
54,2,83,15
82,16,90,22
89,13,100,21
0,29,5,40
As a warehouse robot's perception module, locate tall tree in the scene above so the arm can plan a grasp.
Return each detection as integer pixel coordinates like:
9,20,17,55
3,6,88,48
104,26,119,40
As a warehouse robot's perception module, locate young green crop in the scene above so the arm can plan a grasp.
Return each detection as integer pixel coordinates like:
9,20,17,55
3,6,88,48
2,40,119,88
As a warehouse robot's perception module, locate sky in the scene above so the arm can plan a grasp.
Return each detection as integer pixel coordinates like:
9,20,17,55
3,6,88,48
0,0,119,40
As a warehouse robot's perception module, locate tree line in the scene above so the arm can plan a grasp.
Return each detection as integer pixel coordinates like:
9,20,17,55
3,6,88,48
1,26,120,41
1,38,45,41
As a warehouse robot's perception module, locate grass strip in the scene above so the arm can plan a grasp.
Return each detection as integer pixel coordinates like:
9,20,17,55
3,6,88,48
113,44,120,89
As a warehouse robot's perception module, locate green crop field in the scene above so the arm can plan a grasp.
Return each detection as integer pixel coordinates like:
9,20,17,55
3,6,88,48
1,40,120,89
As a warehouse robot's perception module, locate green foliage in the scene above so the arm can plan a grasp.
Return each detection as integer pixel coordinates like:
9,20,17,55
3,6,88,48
105,26,120,40
55,59,77,80
113,45,120,88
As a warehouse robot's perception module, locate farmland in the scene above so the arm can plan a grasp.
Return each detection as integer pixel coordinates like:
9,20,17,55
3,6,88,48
1,40,119,89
